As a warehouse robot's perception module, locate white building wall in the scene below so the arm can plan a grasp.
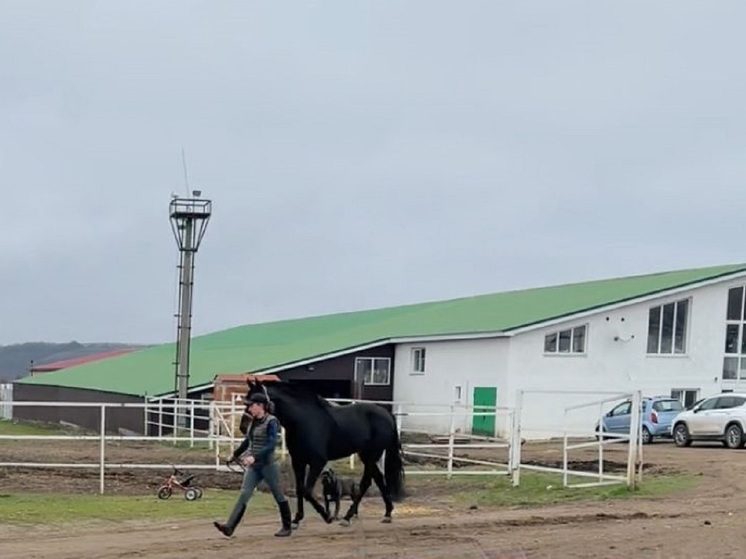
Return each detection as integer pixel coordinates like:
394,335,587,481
393,338,510,435
506,279,736,437
392,277,745,440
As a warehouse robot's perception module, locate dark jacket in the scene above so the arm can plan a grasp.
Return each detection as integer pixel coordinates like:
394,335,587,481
232,414,279,468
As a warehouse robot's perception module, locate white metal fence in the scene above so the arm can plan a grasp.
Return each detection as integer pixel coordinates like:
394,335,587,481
0,391,643,493
509,389,643,489
0,383,12,420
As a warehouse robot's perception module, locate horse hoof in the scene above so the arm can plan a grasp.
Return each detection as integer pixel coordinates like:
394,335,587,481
291,522,301,530
339,519,351,527
324,516,334,525
381,517,392,524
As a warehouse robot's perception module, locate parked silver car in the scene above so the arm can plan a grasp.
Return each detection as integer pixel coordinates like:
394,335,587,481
671,393,746,449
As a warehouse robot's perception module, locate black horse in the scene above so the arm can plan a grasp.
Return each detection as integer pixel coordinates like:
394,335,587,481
239,376,405,527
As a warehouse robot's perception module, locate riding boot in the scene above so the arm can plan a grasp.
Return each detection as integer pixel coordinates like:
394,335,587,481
215,503,246,538
274,501,292,537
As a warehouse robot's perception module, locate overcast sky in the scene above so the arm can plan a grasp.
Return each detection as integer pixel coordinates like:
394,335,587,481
1,1,746,345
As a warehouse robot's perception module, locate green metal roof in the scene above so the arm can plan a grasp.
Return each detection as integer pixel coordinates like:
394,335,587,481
19,263,746,396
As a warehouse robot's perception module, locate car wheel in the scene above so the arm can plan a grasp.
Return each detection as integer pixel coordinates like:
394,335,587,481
725,424,744,449
673,423,691,447
641,426,652,445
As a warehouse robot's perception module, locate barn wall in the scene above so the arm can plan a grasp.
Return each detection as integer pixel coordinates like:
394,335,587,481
12,384,145,433
505,280,734,437
275,344,396,401
393,338,510,435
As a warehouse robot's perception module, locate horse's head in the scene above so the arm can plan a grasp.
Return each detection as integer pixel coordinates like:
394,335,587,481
238,374,282,435
238,374,332,435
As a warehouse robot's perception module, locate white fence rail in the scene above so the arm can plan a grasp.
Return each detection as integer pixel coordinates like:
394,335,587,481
1,400,239,494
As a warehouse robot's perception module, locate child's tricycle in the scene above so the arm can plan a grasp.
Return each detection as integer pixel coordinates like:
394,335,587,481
157,466,203,501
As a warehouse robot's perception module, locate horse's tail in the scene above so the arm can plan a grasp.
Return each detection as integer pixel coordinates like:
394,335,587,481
385,427,405,502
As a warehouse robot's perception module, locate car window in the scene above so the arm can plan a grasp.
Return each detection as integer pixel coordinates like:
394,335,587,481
697,397,719,411
719,396,746,408
687,398,704,410
653,400,684,412
610,402,631,416
717,397,736,409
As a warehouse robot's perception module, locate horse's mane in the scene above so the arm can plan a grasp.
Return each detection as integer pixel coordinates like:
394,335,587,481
269,381,333,410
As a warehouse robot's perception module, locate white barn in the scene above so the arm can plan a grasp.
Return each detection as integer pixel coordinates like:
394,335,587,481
393,264,746,438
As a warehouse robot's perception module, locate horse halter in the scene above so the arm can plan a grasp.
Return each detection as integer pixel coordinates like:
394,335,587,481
261,384,276,414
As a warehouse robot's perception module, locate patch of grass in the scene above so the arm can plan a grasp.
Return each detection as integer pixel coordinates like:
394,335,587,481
450,471,698,508
0,419,73,436
0,490,276,525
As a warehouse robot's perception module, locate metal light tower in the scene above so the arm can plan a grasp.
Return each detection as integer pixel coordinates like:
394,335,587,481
169,192,212,404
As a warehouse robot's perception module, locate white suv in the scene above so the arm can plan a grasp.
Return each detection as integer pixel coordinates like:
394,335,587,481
671,393,746,449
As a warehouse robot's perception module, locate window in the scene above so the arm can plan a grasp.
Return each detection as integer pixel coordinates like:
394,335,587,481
697,397,719,411
646,299,689,354
722,286,746,381
355,357,391,386
412,347,426,373
544,325,587,354
670,389,699,409
609,402,631,416
454,385,463,402
717,396,746,409
652,399,683,413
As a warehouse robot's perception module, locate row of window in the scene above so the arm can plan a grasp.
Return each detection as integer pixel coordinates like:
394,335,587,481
355,347,428,385
543,298,691,356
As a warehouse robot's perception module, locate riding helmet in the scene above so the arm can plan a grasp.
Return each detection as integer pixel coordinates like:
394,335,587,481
244,392,269,406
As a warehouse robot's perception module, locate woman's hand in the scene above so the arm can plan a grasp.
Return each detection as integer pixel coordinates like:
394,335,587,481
242,455,255,467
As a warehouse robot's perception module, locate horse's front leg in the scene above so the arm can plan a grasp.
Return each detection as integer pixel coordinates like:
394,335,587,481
291,458,306,528
303,461,333,524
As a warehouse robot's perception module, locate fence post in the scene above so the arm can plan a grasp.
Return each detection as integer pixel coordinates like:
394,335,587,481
173,399,178,446
99,405,106,495
626,390,641,489
395,403,403,436
213,404,221,470
447,404,455,479
598,402,604,482
230,398,237,448
190,400,195,448
281,427,287,462
562,425,569,488
158,399,163,438
208,401,214,451
143,396,148,436
510,390,523,487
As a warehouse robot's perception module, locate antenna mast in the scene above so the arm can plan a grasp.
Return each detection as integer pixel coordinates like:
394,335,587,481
169,190,212,414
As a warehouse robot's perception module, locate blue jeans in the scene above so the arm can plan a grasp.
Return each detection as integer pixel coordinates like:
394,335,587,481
226,462,287,529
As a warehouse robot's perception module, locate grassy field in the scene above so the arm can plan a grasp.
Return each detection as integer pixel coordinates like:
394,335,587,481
0,419,76,436
0,490,276,524
450,471,697,507
0,472,696,525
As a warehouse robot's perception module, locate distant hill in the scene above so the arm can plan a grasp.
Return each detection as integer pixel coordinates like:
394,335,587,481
0,342,144,382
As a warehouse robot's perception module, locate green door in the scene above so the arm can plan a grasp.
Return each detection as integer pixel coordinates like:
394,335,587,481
472,387,497,436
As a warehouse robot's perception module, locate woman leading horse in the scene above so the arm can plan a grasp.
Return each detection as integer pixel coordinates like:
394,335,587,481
240,376,405,527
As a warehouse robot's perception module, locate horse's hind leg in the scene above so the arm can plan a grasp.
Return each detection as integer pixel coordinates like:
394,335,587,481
369,463,394,522
341,460,373,526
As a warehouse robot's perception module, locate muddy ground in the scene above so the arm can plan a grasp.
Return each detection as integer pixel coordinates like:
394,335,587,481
1,437,744,558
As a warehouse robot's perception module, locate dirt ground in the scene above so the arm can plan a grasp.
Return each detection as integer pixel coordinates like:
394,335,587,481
2,439,746,558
